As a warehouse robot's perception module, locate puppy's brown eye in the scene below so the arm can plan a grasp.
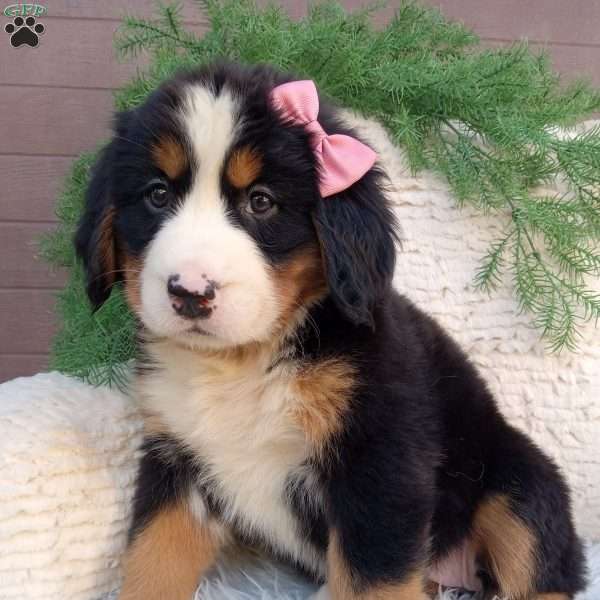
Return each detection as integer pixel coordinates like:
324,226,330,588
145,181,169,211
248,190,275,215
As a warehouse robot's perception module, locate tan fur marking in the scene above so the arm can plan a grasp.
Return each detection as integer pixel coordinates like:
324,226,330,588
327,530,358,599
98,206,117,287
119,503,217,600
291,359,355,449
327,531,429,599
152,136,188,179
273,245,327,333
122,254,142,313
141,411,168,437
226,146,263,189
473,495,537,599
535,595,570,600
424,578,441,598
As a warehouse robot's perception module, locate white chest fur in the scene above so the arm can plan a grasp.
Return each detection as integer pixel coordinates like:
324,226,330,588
138,341,325,576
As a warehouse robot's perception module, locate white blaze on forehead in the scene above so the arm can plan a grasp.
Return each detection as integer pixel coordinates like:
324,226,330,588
181,84,240,212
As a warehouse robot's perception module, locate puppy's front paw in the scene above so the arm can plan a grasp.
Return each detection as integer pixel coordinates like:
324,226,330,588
308,584,331,600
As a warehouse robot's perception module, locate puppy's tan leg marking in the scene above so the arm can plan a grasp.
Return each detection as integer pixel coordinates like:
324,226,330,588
119,503,218,600
473,495,537,600
536,595,570,600
327,531,429,600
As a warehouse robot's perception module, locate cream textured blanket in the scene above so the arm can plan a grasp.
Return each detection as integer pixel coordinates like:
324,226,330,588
0,116,597,599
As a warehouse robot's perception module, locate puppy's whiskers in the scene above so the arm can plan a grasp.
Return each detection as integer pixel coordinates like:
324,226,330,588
113,135,151,152
88,267,142,286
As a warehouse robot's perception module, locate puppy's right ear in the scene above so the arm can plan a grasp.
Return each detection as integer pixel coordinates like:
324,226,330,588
75,140,119,310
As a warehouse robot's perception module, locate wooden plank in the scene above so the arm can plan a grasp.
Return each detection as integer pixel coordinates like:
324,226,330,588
0,156,74,222
41,0,206,22
3,19,143,89
0,86,113,156
423,0,600,47
344,2,600,84
0,223,67,288
334,0,399,24
544,43,600,87
0,354,49,383
2,18,207,89
7,4,597,92
0,290,58,355
484,40,600,86
45,0,302,21
257,1,307,19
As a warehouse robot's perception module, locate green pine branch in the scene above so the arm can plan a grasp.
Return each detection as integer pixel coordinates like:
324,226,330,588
117,4,200,56
42,0,600,386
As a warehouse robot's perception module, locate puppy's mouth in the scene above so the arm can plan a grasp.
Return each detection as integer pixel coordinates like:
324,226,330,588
186,324,213,336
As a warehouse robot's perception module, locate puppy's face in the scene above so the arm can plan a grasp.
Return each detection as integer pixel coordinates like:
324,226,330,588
77,65,397,350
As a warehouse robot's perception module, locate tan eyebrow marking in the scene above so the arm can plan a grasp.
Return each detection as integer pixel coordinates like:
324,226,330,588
226,145,263,189
152,136,188,179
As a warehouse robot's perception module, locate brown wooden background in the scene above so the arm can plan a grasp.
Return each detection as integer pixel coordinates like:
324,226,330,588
1,0,599,383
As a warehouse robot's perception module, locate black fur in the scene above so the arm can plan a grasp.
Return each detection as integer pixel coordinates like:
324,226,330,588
76,62,587,598
313,167,398,326
295,296,587,595
75,141,118,308
127,434,200,543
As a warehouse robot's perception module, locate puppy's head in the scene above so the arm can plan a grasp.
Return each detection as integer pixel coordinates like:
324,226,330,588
76,63,397,350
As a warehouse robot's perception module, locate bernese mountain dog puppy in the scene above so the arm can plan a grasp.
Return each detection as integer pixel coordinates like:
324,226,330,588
76,63,586,600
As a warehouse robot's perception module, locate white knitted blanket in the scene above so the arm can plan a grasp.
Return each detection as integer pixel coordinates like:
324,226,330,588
0,116,598,599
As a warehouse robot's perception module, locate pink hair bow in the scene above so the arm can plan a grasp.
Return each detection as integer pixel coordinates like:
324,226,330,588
269,80,377,197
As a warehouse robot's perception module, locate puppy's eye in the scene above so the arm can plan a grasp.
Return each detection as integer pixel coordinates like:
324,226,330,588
145,181,170,211
248,189,276,216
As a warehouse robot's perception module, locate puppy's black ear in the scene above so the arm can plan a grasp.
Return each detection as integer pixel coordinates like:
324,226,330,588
75,141,119,310
313,169,398,327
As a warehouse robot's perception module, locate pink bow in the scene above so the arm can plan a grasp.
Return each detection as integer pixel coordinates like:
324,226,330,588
269,80,377,197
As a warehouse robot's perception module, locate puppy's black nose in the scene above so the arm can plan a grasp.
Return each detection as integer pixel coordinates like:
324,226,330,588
167,274,217,320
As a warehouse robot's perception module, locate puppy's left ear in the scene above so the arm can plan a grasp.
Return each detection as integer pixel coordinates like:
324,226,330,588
313,169,398,327
75,111,135,309
75,140,119,310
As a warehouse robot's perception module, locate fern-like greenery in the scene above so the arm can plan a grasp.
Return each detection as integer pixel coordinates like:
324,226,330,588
42,0,600,386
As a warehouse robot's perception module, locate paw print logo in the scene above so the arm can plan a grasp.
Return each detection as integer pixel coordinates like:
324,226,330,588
5,15,45,48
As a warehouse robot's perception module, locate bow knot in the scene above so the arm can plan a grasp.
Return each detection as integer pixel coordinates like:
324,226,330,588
269,80,377,197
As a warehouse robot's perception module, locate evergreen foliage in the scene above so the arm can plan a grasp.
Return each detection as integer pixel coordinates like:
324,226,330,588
42,0,600,386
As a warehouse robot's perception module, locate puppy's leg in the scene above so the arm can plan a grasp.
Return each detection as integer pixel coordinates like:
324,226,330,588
119,501,219,600
320,406,435,599
326,531,429,600
119,435,220,600
473,428,586,599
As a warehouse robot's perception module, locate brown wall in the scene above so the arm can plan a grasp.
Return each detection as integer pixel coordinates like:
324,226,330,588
1,0,599,383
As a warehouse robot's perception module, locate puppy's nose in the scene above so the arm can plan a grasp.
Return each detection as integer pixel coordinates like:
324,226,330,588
167,273,217,320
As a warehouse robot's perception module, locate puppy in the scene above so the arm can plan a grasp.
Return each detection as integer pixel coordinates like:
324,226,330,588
76,63,586,600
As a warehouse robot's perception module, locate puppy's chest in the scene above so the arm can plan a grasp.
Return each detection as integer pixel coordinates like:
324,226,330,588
140,351,328,570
